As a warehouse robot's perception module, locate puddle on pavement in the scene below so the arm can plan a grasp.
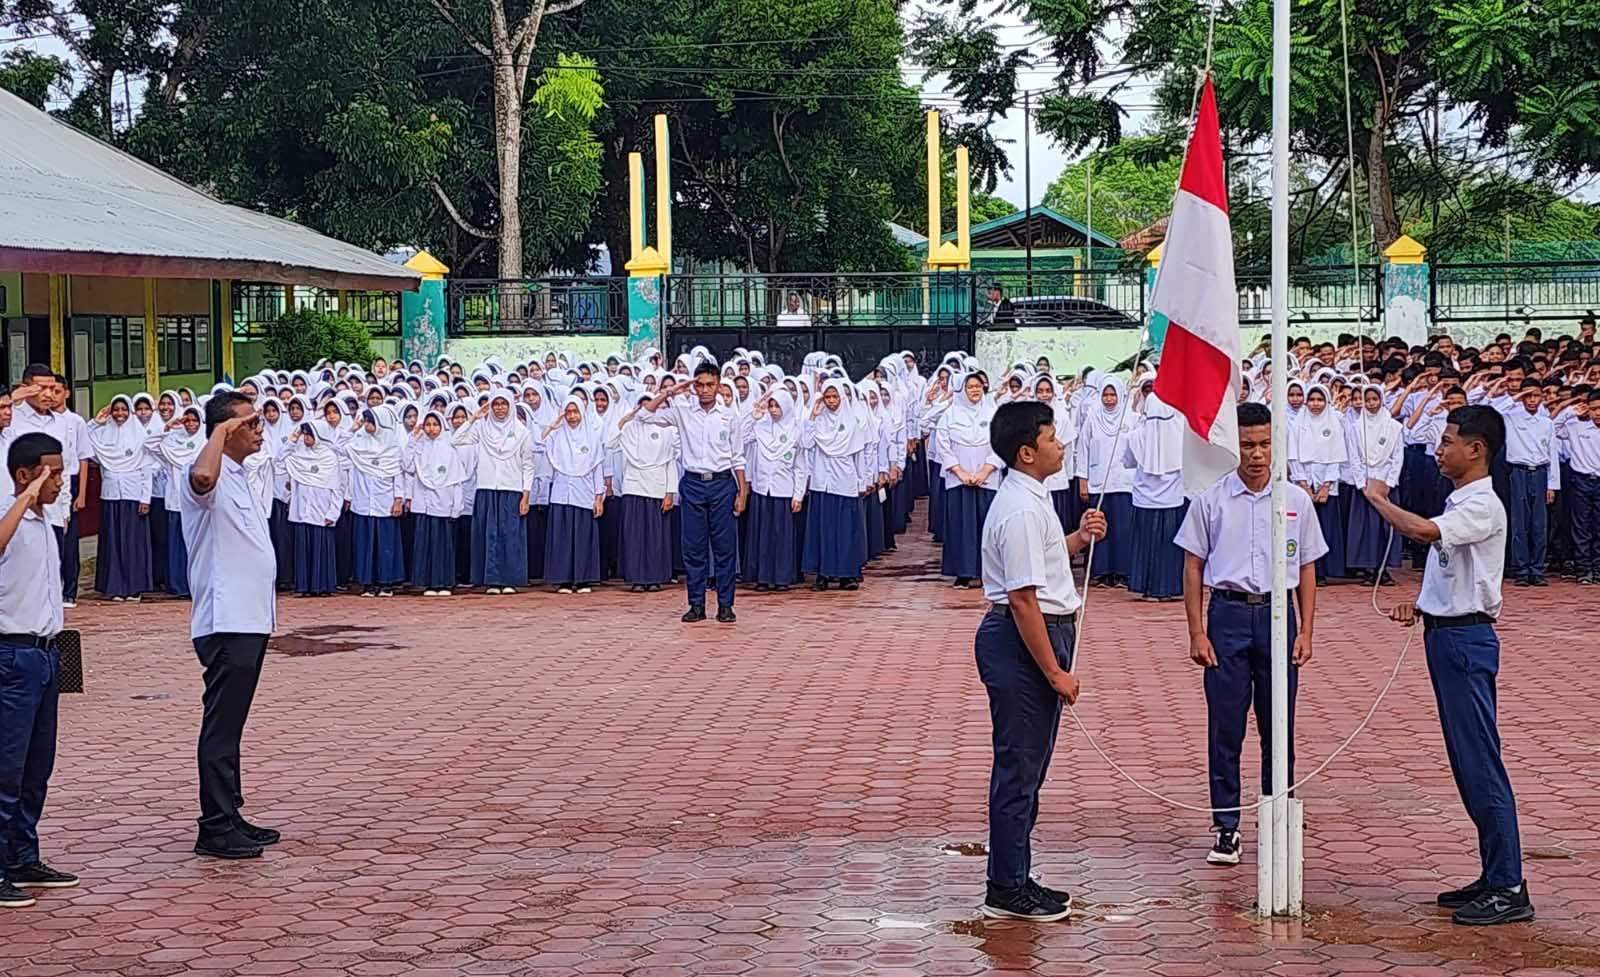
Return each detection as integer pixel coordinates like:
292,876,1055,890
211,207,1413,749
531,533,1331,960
130,693,172,701
270,625,385,658
1526,845,1578,859
1307,905,1600,970
939,841,987,856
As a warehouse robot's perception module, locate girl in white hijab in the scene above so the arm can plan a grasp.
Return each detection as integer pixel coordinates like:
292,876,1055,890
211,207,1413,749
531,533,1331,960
146,404,204,597
741,388,806,591
538,393,605,594
1289,383,1348,582
801,377,870,590
1344,383,1404,584
342,406,405,597
1031,374,1079,529
88,394,154,600
285,422,344,597
452,389,534,593
1122,384,1188,599
1075,375,1137,587
404,409,467,596
610,392,681,592
934,371,1002,588
257,397,297,591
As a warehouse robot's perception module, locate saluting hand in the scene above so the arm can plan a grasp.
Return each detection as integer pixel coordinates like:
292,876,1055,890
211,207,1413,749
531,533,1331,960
20,468,51,503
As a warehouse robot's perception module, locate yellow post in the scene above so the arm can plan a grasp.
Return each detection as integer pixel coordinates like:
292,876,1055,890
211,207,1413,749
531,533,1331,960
219,279,235,381
628,152,646,262
1383,234,1427,265
926,110,942,252
143,278,160,392
654,114,673,268
955,145,971,270
338,289,349,314
47,274,65,375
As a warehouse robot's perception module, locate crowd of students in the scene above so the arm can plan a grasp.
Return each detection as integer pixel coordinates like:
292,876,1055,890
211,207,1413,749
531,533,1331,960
8,318,1597,605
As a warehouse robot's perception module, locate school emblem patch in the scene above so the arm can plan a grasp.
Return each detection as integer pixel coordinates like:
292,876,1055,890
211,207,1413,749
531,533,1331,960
779,434,788,443
784,450,793,461
1286,539,1297,558
580,446,589,453
1434,543,1449,568
651,432,659,440
309,465,319,473
436,465,446,474
1322,429,1331,438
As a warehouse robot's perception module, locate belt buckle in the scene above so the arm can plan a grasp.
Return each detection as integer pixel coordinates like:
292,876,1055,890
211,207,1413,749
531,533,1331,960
697,471,714,482
1245,592,1268,606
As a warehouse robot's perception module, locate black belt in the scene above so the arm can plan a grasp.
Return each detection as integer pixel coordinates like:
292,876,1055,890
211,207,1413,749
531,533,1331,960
1421,612,1494,631
1510,462,1547,472
689,470,733,482
1212,589,1270,606
988,604,1075,627
0,634,54,650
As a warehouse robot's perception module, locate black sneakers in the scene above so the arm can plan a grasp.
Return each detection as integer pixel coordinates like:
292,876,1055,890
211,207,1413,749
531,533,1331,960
236,820,281,846
6,862,79,889
1437,878,1488,909
982,881,1071,922
1028,878,1071,908
195,827,265,860
1451,881,1535,926
681,605,707,623
1206,829,1242,865
0,880,37,908
716,606,737,623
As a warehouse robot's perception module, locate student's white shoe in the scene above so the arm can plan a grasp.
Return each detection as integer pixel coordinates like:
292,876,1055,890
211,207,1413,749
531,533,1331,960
62,601,76,610
378,590,394,598
576,587,592,594
423,590,439,597
501,587,517,595
111,596,125,603
126,596,141,604
486,587,502,595
558,587,573,594
437,589,452,597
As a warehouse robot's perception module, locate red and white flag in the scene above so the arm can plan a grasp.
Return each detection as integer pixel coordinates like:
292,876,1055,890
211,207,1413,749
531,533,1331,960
1152,77,1240,494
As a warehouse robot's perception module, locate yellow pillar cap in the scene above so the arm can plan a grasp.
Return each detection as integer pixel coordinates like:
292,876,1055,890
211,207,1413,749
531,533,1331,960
1146,242,1164,266
625,246,669,277
404,250,451,280
1384,234,1427,265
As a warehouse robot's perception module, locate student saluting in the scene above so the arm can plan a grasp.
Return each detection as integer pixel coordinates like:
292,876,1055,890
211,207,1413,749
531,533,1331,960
1363,404,1533,926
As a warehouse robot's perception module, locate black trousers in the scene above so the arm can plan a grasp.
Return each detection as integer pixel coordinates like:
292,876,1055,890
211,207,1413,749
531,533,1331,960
56,475,81,602
193,632,268,834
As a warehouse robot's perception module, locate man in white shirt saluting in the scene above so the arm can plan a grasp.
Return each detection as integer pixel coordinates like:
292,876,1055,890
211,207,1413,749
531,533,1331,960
1364,404,1533,926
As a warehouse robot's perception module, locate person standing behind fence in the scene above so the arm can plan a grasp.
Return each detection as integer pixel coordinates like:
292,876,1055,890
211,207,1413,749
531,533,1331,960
177,391,281,860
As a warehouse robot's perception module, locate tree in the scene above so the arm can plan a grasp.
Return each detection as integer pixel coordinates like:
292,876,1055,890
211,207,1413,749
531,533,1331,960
2,0,171,136
1043,135,1182,241
0,49,72,109
969,191,1017,224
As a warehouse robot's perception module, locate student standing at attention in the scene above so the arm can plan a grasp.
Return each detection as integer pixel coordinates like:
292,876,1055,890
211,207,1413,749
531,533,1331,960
974,401,1106,922
1174,402,1326,867
0,433,77,909
1363,405,1533,926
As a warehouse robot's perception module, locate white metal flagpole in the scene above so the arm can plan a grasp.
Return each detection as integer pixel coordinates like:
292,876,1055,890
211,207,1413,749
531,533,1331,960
1265,0,1297,918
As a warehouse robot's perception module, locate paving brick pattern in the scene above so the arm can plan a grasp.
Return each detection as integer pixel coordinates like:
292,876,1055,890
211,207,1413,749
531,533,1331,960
5,509,1600,976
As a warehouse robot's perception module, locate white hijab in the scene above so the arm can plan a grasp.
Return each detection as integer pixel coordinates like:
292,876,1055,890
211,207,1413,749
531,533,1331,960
1355,384,1403,467
619,394,677,469
90,396,149,475
1128,391,1184,476
546,394,603,476
285,423,342,490
479,390,529,462
345,405,403,478
1291,385,1347,464
811,379,860,457
155,407,205,470
754,390,802,465
1086,377,1133,440
943,373,996,448
412,411,467,490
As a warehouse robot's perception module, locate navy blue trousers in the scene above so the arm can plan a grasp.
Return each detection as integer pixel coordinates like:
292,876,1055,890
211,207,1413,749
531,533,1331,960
166,511,190,598
351,514,405,587
1508,464,1549,579
1205,597,1298,832
975,610,1075,888
0,641,59,884
192,632,267,834
679,474,737,609
1569,471,1600,576
58,475,80,602
1425,623,1524,888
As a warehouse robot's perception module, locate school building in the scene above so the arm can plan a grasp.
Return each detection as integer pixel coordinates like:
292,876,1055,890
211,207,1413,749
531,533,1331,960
0,86,421,414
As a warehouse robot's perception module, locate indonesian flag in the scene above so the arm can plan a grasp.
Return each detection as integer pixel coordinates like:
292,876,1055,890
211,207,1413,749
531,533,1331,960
1151,77,1240,495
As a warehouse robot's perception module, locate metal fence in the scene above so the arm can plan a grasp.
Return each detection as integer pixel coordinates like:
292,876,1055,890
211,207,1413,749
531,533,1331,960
446,277,628,336
1431,261,1600,330
1233,264,1382,330
231,283,400,337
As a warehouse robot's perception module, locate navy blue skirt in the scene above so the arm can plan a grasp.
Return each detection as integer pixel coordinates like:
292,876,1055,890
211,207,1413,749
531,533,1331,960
471,488,528,587
293,522,338,595
352,513,405,586
1128,501,1188,599
526,504,549,581
929,468,946,539
270,498,294,588
599,496,622,580
1051,488,1080,536
149,498,168,589
747,492,799,586
411,513,456,589
865,489,887,560
803,491,866,579
455,515,474,584
334,508,354,585
619,494,673,585
1345,491,1401,569
545,502,600,586
1315,496,1348,580
166,510,190,597
399,511,415,579
907,441,929,499
95,499,152,598
939,484,994,579
1089,491,1135,581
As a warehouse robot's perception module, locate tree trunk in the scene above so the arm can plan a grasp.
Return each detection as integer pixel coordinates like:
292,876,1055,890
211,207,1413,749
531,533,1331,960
1365,101,1401,249
494,60,525,281
600,138,633,276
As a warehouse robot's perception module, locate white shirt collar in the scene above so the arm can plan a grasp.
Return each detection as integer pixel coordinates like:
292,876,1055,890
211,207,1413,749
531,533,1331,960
1446,474,1494,504
1006,468,1049,499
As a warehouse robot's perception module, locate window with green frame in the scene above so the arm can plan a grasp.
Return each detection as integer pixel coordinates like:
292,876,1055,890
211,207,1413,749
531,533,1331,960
158,315,211,374
82,315,146,380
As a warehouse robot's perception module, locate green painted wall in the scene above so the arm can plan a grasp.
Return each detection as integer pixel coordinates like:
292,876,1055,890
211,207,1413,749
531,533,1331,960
90,370,215,412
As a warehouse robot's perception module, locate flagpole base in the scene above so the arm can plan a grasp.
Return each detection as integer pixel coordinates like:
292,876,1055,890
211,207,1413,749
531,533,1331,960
1255,796,1305,918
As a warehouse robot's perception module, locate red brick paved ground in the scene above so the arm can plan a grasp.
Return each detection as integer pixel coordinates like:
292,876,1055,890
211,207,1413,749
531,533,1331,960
5,506,1600,977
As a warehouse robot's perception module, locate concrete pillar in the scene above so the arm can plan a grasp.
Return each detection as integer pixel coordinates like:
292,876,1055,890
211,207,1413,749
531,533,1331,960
627,275,663,359
1144,242,1170,357
400,251,450,365
1382,234,1428,346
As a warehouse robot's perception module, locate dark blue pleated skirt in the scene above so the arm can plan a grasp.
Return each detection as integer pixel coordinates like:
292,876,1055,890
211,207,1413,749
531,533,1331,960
1345,491,1401,569
599,496,622,579
865,489,886,560
939,484,993,579
334,508,354,585
907,442,929,499
1128,501,1188,599
293,522,337,595
166,510,190,597
544,502,600,586
149,498,168,589
1089,491,1136,581
890,477,911,537
747,492,799,586
411,513,456,589
399,511,415,578
619,494,672,585
1315,497,1347,580
1398,443,1431,510
526,504,549,580
455,515,474,584
95,499,151,598
270,498,294,588
803,491,866,579
352,513,405,586
1051,488,1080,536
929,468,946,539
471,488,528,587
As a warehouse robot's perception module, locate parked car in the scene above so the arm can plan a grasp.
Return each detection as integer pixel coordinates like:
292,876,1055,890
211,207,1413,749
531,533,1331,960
1004,296,1141,330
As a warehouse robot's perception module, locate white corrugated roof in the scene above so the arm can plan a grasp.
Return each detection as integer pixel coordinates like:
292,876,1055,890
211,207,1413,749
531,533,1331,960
0,88,421,291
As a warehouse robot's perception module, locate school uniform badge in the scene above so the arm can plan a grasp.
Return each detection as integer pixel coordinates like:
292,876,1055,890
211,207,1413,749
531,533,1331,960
1286,539,1297,558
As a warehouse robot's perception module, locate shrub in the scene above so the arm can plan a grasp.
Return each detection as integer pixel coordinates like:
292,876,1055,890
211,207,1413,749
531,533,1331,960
263,309,375,371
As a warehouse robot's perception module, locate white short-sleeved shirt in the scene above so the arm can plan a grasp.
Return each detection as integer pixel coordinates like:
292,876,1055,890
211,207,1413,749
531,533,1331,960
178,454,278,639
0,502,63,636
1417,476,1506,619
647,397,747,474
1174,472,1328,593
981,468,1081,615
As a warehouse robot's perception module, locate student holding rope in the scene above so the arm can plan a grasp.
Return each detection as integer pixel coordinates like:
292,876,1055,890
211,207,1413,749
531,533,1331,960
974,401,1107,922
1363,405,1533,926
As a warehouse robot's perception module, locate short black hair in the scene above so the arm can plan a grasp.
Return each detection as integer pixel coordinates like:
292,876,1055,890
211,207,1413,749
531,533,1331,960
21,363,52,383
1237,402,1272,429
692,362,720,380
990,401,1055,468
205,390,253,436
1447,405,1505,459
8,432,62,478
